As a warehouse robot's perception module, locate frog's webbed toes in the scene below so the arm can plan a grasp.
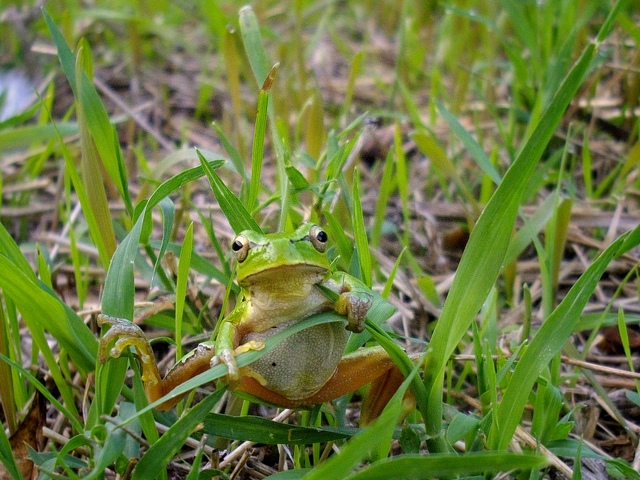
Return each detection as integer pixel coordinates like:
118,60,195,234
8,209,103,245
97,314,152,364
336,292,373,333
211,341,265,385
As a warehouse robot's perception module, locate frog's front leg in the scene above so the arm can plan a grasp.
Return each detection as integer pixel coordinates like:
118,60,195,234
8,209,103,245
211,312,265,386
327,272,374,333
98,314,216,411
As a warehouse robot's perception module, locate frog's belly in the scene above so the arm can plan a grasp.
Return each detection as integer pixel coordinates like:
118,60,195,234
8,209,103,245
241,322,349,401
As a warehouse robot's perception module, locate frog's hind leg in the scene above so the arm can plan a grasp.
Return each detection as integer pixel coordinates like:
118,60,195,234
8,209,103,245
151,342,217,410
303,346,415,425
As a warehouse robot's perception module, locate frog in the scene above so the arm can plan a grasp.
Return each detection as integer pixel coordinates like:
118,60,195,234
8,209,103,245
98,223,407,423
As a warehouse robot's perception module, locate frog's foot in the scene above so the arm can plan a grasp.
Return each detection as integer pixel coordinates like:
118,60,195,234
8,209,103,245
335,291,373,333
211,340,265,384
98,314,160,387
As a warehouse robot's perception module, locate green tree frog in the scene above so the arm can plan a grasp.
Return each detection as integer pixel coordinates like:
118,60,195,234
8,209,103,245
99,223,405,422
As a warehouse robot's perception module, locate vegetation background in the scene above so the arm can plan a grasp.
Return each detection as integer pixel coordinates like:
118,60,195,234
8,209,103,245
1,0,640,478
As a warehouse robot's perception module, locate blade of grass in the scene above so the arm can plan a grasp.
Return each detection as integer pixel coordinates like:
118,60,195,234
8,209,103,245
174,222,193,363
131,389,225,480
422,0,627,447
302,368,417,479
488,230,633,449
44,9,132,216
201,413,355,444
0,421,22,480
437,102,502,185
239,6,269,87
248,64,277,211
76,43,117,267
0,123,78,151
352,169,371,287
198,149,261,233
345,452,547,480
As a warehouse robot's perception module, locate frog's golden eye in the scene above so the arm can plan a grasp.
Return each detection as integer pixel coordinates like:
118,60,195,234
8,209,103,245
309,225,328,252
231,234,251,262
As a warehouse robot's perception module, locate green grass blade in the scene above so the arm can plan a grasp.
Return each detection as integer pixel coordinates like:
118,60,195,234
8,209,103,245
352,169,371,287
0,123,77,151
248,65,277,211
0,353,83,434
422,0,624,445
93,211,146,423
0,258,83,417
174,222,193,362
131,389,225,480
44,9,131,215
345,452,548,480
437,102,502,185
303,370,416,479
146,158,225,210
197,149,261,233
0,420,23,480
488,231,633,449
76,52,117,267
201,413,355,444
0,253,96,372
239,5,269,86
212,121,247,181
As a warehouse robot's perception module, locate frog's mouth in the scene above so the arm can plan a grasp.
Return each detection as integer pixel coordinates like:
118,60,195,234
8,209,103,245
239,264,327,285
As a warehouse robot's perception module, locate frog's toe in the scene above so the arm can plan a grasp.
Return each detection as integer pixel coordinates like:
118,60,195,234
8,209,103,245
235,340,265,355
213,348,241,382
337,292,373,332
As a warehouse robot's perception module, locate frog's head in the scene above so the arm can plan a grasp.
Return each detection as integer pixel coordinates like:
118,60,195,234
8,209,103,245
231,223,332,285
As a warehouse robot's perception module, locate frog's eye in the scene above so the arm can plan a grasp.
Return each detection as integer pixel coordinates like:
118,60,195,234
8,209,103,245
231,234,251,262
309,225,328,253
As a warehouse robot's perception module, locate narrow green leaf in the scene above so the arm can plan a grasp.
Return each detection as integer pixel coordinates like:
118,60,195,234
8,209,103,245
303,369,416,479
0,421,23,480
44,9,131,214
489,233,631,449
0,255,96,372
238,5,270,86
422,0,623,444
132,389,225,480
0,123,78,151
248,84,270,211
352,169,371,287
345,452,547,480
201,413,355,444
174,222,194,362
437,102,502,185
212,121,247,180
197,149,261,234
